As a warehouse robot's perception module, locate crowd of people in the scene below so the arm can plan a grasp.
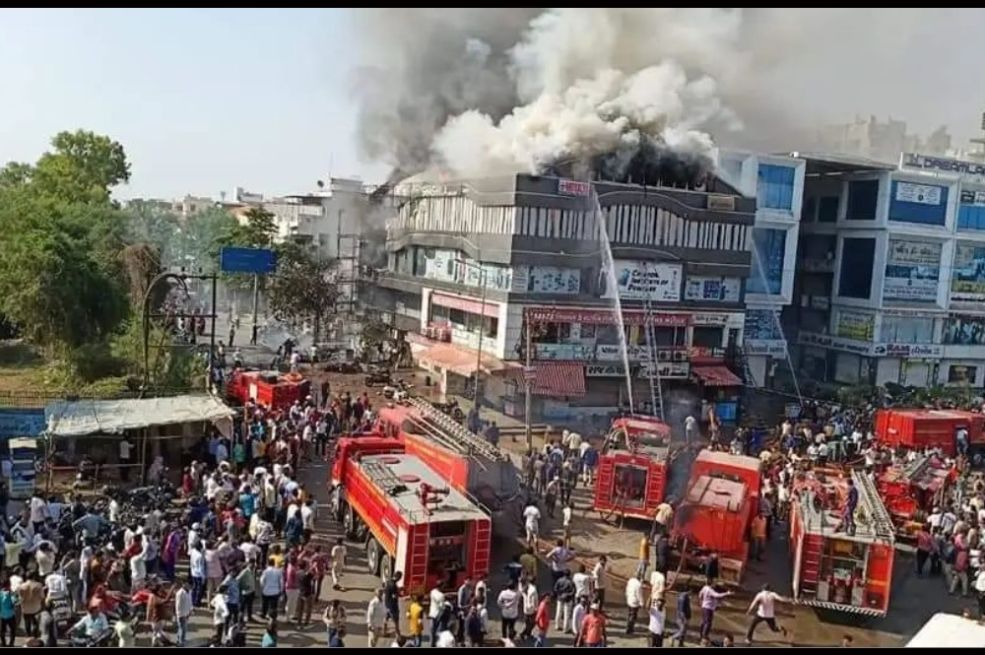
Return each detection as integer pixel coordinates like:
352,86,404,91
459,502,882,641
0,385,380,648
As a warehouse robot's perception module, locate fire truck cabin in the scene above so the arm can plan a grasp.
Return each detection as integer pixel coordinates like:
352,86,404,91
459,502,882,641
672,451,763,583
593,415,672,521
789,469,895,617
331,437,492,597
225,370,311,410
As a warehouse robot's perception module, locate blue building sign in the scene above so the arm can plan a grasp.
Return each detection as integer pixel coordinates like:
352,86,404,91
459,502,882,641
220,247,277,274
0,408,46,439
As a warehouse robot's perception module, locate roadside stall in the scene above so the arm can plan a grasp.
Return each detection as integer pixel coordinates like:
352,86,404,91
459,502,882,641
44,395,235,490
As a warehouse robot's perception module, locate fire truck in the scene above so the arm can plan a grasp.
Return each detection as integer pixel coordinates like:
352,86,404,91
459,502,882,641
329,435,492,596
788,468,895,617
592,415,672,521
373,397,521,537
225,370,310,410
877,454,953,539
874,408,985,458
672,450,763,583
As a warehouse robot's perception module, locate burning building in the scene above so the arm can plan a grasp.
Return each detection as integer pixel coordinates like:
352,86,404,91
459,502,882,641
372,168,758,426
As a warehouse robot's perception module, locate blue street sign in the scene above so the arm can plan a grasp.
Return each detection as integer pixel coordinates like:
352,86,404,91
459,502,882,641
220,247,277,274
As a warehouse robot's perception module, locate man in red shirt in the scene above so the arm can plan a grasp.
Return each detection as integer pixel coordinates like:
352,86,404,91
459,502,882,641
534,594,551,648
576,603,607,648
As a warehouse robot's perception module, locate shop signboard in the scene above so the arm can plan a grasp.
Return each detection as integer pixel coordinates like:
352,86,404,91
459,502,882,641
835,310,875,341
524,306,690,327
901,152,985,181
881,343,943,358
638,361,690,379
951,244,985,303
743,339,788,358
602,261,682,302
883,239,941,302
684,276,741,302
586,363,627,377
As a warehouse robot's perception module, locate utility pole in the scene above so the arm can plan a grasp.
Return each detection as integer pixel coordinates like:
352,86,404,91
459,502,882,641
524,315,533,453
250,273,259,346
473,266,488,418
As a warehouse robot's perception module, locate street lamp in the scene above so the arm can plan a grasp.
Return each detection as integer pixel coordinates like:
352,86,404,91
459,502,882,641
454,259,489,419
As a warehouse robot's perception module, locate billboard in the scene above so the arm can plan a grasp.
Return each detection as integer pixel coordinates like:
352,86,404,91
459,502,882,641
219,246,277,274
836,310,875,341
684,276,741,303
883,239,941,302
951,244,985,303
944,315,985,346
889,181,948,225
601,261,682,302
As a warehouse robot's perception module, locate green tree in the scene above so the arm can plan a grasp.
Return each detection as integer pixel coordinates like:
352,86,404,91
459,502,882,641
177,206,239,272
33,130,130,204
267,242,338,344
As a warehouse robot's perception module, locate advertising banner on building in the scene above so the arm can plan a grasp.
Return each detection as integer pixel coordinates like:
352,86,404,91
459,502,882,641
836,310,875,341
521,266,581,295
524,306,690,327
883,239,941,302
602,261,682,302
951,244,985,303
944,315,985,346
684,276,741,302
895,182,943,205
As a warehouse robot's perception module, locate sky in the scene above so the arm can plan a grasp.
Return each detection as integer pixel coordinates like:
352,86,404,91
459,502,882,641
0,8,387,199
2,9,985,200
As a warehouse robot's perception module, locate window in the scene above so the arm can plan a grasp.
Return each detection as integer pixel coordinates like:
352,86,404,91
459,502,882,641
881,316,934,344
948,365,978,385
958,204,985,231
748,228,786,294
802,196,817,222
756,164,795,211
612,464,648,509
448,308,466,326
532,322,570,344
692,326,723,348
944,316,985,346
580,324,596,340
818,196,839,223
838,238,876,299
846,180,879,221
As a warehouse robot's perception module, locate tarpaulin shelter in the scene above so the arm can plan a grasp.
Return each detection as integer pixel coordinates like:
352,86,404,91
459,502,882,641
44,395,235,488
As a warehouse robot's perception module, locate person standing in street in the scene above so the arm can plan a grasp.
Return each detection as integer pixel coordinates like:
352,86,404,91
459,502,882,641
497,581,521,641
520,577,538,643
592,555,608,608
744,584,788,645
407,595,424,647
534,594,551,648
367,588,387,647
625,573,643,635
428,584,446,646
648,596,666,647
174,578,192,647
672,584,693,646
575,603,607,648
635,534,650,579
698,579,732,640
331,537,347,591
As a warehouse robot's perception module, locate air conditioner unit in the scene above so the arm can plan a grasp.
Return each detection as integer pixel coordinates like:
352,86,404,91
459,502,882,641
672,350,687,362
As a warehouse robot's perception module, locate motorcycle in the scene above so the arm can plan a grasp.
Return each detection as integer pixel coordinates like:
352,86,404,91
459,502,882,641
70,627,115,648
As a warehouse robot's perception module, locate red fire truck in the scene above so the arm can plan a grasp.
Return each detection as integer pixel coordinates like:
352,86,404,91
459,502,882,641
673,451,763,583
788,468,895,617
373,397,521,537
329,435,492,596
225,370,311,410
592,415,672,521
877,454,953,539
874,408,985,457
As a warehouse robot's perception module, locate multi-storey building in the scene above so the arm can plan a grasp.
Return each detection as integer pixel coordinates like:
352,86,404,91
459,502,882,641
789,151,985,389
375,172,759,424
717,151,807,388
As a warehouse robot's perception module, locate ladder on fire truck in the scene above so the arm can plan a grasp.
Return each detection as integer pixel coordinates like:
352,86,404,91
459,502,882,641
640,288,665,420
404,397,507,462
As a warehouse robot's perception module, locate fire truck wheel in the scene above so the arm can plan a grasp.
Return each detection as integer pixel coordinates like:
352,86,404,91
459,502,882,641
380,553,392,583
366,537,381,575
343,504,358,540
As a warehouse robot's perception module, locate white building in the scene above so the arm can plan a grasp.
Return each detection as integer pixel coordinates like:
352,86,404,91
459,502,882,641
791,152,985,389
717,151,807,387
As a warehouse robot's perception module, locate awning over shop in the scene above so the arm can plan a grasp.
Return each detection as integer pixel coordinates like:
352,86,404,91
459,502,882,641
503,362,586,397
45,395,236,439
415,342,505,378
691,365,743,388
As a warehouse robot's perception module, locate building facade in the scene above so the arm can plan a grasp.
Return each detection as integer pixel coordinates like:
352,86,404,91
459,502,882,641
717,151,807,387
375,172,758,424
790,152,985,389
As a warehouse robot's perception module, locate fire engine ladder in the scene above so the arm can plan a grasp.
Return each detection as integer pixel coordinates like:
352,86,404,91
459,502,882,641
405,397,506,462
362,460,408,495
641,293,665,420
853,470,896,540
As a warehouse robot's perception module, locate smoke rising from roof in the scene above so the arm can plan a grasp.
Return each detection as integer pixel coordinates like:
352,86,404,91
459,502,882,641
351,8,985,183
